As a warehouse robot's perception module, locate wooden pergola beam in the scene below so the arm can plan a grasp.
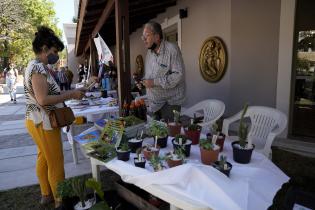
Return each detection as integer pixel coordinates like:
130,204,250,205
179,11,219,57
75,0,89,56
116,0,131,113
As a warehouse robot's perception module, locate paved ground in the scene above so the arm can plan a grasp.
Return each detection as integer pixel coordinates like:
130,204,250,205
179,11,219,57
0,86,94,191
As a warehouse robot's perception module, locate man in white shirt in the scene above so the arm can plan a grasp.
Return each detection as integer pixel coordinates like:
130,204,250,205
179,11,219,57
141,21,185,121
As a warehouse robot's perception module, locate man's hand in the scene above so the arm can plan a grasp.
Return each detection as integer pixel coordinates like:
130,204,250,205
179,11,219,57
142,79,154,88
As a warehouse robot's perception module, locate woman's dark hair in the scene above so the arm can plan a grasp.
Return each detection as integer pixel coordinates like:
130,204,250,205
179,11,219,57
32,26,64,54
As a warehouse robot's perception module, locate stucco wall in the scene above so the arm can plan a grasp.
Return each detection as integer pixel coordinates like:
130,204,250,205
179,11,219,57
229,0,281,114
67,43,81,83
129,0,283,116
129,0,232,112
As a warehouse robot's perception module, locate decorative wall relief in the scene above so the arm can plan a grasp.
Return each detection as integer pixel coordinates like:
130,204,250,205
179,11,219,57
199,36,227,83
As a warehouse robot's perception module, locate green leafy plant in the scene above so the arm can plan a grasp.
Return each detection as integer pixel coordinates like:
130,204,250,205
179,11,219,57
149,155,164,171
173,110,181,124
57,179,73,199
71,177,88,207
85,179,111,210
199,138,215,150
218,155,228,169
174,134,188,145
149,120,168,138
118,141,129,152
165,148,185,161
238,104,249,148
187,123,201,131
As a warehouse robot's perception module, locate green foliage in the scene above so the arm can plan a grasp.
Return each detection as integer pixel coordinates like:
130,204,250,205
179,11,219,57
0,0,62,69
296,57,311,72
57,179,73,198
199,138,214,150
71,177,87,207
187,123,201,131
149,120,168,138
174,134,188,145
165,148,185,161
85,178,104,201
149,155,164,171
218,155,227,169
118,141,129,152
238,104,249,148
122,115,144,127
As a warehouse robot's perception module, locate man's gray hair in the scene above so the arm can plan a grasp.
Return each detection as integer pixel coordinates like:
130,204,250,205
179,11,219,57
145,21,163,39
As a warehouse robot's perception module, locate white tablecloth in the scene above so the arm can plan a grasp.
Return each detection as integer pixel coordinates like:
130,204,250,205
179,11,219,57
101,136,289,210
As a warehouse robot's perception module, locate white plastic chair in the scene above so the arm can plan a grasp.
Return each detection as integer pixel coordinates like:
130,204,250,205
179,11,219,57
222,106,287,158
181,99,225,131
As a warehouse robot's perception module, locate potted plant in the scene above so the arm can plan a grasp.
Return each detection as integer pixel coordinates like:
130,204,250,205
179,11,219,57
57,179,76,210
212,155,233,177
167,110,182,137
116,142,131,161
86,178,111,210
184,119,202,145
210,121,226,152
164,148,185,168
142,144,160,160
172,134,192,157
72,177,96,210
231,104,255,164
148,154,164,172
128,130,144,153
199,138,220,165
149,120,169,148
134,148,146,168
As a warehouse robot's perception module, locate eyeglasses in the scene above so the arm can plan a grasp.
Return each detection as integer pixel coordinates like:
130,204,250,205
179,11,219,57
141,32,153,41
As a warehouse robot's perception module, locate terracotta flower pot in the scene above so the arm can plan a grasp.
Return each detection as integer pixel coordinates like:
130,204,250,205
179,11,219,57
167,122,182,137
200,146,220,165
216,133,226,152
167,158,183,168
184,129,201,145
142,147,160,160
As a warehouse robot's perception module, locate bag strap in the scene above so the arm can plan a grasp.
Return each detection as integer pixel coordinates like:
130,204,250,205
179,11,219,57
28,91,71,132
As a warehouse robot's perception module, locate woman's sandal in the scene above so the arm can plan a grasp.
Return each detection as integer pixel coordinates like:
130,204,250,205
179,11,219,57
40,195,54,205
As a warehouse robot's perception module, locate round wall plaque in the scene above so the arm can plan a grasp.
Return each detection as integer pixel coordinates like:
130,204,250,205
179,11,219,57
199,36,227,83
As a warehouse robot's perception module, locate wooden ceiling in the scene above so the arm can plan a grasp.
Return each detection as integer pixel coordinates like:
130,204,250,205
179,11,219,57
75,0,177,56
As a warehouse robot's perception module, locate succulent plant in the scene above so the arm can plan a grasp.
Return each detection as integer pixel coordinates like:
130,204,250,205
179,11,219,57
149,155,164,171
238,104,249,148
173,110,181,124
174,134,188,145
199,138,215,150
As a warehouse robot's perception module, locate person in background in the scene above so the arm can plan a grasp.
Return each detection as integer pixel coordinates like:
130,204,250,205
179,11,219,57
64,66,73,90
77,64,85,83
4,63,19,103
24,26,87,209
141,21,185,121
57,66,68,90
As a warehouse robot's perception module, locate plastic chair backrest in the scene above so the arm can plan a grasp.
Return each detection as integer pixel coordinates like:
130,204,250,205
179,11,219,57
181,99,225,127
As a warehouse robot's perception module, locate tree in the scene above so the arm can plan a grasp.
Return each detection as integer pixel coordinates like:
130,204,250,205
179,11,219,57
0,0,62,73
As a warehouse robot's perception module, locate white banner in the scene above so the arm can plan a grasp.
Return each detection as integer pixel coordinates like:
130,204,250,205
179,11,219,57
94,34,113,65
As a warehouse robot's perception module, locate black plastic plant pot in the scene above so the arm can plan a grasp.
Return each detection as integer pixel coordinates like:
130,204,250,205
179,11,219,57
128,139,143,153
172,139,192,157
116,149,131,161
212,161,233,177
231,141,255,164
134,158,146,168
157,136,168,148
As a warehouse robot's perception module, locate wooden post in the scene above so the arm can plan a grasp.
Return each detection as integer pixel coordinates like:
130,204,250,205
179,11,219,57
115,0,131,115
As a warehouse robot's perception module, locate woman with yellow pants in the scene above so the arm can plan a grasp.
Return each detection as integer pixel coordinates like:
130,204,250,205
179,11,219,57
24,26,85,209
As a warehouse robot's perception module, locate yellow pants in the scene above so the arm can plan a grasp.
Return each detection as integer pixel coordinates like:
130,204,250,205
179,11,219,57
25,120,65,201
